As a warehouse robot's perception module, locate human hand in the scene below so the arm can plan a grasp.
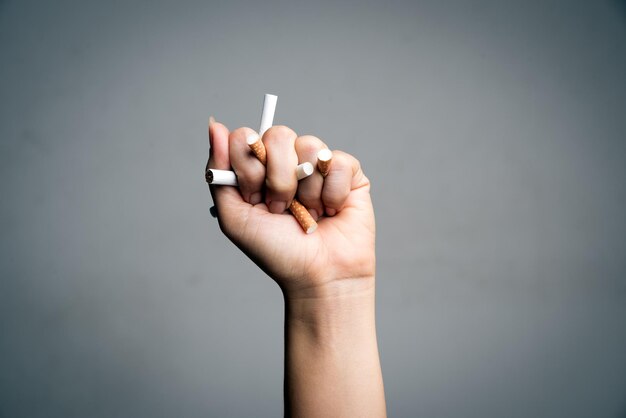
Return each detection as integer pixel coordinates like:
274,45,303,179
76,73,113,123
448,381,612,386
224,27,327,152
207,121,375,299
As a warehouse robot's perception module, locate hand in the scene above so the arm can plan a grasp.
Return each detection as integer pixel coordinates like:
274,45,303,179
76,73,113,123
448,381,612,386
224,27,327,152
207,121,375,299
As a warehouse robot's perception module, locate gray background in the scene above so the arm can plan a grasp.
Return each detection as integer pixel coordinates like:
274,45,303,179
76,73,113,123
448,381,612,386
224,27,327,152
1,0,625,417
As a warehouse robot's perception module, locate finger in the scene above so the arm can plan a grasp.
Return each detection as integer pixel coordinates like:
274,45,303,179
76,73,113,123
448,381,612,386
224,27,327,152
263,125,298,214
207,120,244,221
321,150,361,216
208,120,230,170
229,127,265,205
294,135,327,220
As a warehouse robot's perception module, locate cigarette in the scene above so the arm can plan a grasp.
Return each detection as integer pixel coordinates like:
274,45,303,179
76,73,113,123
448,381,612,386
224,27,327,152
246,133,267,165
289,200,317,234
256,94,317,234
296,162,314,180
259,94,278,137
206,95,317,233
206,168,237,186
317,148,333,177
247,134,314,180
206,162,314,186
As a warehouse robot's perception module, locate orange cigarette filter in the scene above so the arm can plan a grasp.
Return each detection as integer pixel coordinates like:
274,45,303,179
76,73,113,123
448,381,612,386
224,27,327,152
247,134,318,234
247,135,267,165
289,200,317,234
317,148,333,177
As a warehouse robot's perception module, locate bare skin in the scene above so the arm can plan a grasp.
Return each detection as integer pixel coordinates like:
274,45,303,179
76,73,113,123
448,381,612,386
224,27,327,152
207,121,386,417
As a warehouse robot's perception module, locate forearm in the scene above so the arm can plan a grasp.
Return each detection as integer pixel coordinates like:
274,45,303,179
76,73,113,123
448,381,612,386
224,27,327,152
283,279,386,418
207,116,383,415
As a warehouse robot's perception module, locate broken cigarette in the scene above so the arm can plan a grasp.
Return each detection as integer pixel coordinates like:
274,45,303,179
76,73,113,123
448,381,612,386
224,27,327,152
206,168,237,186
317,148,333,177
246,134,267,165
206,162,314,186
252,94,318,234
289,200,317,234
246,134,318,234
296,161,314,179
259,94,278,137
205,95,317,233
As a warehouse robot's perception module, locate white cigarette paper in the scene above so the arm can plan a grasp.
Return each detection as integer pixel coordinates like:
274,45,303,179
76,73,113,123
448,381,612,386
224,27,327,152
296,162,314,180
206,169,238,186
207,163,313,186
259,94,278,137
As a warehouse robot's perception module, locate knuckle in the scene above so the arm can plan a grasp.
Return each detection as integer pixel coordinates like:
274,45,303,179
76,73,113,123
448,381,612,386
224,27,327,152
324,193,344,208
296,135,324,153
265,176,295,194
301,200,323,215
331,150,361,175
264,125,296,142
323,176,351,208
229,127,257,149
330,149,350,164
297,186,319,203
230,127,253,140
234,164,264,185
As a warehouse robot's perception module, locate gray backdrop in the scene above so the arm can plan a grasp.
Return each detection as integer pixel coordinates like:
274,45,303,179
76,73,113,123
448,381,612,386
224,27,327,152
1,0,625,417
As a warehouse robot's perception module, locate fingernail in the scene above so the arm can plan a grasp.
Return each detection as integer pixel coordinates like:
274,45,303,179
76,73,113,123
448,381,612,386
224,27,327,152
308,208,319,220
250,192,262,205
326,208,336,217
268,200,287,214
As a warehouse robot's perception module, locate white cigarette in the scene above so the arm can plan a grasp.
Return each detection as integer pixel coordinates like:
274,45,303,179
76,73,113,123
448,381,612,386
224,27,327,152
259,94,278,137
205,169,238,186
296,162,314,180
206,163,314,186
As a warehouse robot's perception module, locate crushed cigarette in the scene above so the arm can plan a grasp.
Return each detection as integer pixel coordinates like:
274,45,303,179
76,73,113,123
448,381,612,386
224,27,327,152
255,94,317,234
289,200,317,234
317,148,333,177
296,162,314,180
247,133,267,165
259,94,278,137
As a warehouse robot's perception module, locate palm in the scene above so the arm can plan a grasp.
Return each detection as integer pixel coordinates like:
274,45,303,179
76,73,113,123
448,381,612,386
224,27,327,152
220,185,375,292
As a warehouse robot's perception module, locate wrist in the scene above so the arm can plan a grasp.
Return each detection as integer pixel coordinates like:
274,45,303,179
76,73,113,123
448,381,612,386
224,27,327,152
283,276,376,332
283,276,386,417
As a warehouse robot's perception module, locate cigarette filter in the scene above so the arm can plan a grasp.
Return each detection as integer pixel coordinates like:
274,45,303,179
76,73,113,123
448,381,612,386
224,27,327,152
317,148,333,177
247,134,267,165
289,200,317,234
